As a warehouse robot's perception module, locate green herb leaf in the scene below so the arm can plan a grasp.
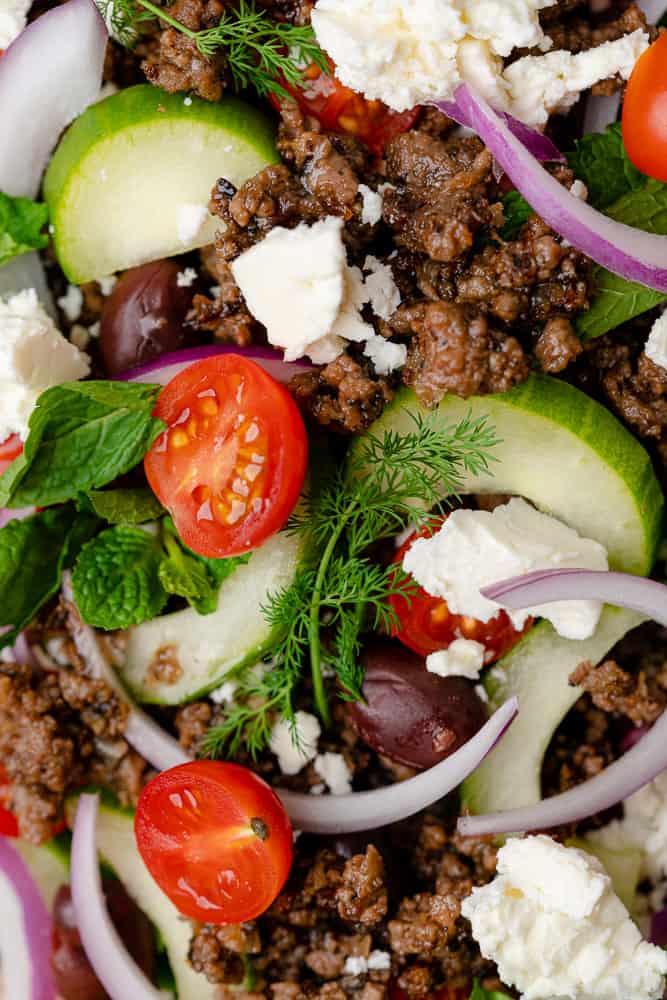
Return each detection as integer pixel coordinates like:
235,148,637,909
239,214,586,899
574,179,667,339
72,525,167,630
0,192,49,267
0,381,164,508
500,190,534,240
468,981,513,1000
160,517,251,614
568,123,646,210
86,487,164,525
0,506,99,648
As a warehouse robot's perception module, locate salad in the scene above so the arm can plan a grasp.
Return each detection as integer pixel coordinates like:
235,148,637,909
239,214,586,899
4,0,667,997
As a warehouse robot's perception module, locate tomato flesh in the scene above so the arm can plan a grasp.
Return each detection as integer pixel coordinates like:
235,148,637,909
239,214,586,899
0,765,19,838
144,355,308,559
622,34,667,182
135,761,293,924
271,59,419,155
390,519,530,661
0,434,23,478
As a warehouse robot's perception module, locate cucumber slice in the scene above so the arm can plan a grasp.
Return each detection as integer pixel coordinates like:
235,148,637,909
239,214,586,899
567,836,642,913
461,608,645,819
353,374,663,575
94,800,217,1000
44,84,278,283
120,529,302,704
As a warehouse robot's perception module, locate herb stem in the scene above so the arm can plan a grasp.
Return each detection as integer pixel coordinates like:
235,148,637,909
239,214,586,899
134,0,198,37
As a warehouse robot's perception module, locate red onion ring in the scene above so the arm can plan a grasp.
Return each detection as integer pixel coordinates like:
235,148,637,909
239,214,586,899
453,83,667,292
651,906,667,946
435,99,566,164
62,574,518,833
458,569,667,837
0,837,58,1000
0,0,107,199
71,794,163,999
117,345,315,387
582,93,620,135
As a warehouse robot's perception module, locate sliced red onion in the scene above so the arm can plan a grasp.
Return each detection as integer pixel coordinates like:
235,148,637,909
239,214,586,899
0,0,107,199
71,794,163,1000
459,569,667,837
639,0,666,23
0,836,57,1000
582,93,620,135
0,507,34,530
454,83,667,292
279,697,519,834
118,345,315,387
435,99,566,164
651,907,667,946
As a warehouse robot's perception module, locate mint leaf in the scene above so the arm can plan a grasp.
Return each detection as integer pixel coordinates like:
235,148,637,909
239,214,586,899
0,192,49,266
87,488,164,524
468,981,513,1000
500,190,533,240
72,526,167,629
160,517,250,614
568,123,646,210
0,506,98,648
0,381,164,508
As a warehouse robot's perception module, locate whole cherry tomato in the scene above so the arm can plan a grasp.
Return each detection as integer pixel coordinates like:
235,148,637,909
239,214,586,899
135,761,293,924
271,58,419,155
0,434,23,477
389,518,531,661
622,34,667,182
144,355,307,559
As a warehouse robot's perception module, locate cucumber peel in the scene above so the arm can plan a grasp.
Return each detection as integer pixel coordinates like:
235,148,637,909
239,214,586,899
44,84,278,282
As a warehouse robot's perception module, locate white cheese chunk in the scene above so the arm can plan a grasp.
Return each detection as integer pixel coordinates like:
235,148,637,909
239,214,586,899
402,497,608,640
426,638,486,680
57,285,84,323
312,0,554,113
363,256,401,321
462,836,667,1000
0,0,31,49
176,268,198,289
0,289,91,442
98,275,117,296
209,680,238,705
367,950,392,971
359,184,384,226
504,29,649,125
363,334,407,374
590,770,667,884
176,203,210,245
314,752,353,795
269,711,321,776
645,312,667,372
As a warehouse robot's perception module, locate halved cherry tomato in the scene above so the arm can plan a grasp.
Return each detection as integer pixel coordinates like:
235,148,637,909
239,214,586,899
144,355,307,559
0,434,23,477
135,761,293,924
389,519,530,661
622,34,667,182
271,58,420,155
0,765,19,838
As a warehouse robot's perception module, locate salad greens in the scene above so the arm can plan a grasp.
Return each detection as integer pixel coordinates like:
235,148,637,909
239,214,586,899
84,487,165,525
469,982,513,1000
500,190,534,240
0,192,49,267
568,123,646,210
202,411,499,759
0,382,165,508
98,0,329,99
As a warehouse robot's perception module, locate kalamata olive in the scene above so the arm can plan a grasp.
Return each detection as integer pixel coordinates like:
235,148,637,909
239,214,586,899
99,259,199,376
347,641,487,770
51,881,156,999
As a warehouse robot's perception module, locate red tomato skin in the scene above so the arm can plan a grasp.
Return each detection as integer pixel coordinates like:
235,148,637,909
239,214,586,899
389,521,530,662
622,34,667,182
0,765,19,838
0,435,23,478
270,59,419,155
144,355,308,559
135,761,293,924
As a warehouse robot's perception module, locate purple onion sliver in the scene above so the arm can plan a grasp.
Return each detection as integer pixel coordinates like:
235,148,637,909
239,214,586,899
453,83,667,292
433,99,565,163
0,837,58,1000
620,723,650,753
460,569,667,837
651,908,667,947
116,344,315,387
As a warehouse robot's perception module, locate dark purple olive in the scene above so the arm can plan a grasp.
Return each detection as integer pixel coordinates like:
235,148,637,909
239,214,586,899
51,881,156,999
100,259,199,376
347,641,487,770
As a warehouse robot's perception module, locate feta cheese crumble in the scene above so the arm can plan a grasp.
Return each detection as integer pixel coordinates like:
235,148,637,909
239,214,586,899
177,203,210,245
0,0,31,49
209,680,238,705
462,836,667,1000
176,268,198,289
402,497,608,640
98,275,117,297
590,770,667,884
269,711,321,776
426,638,486,680
645,312,667,373
0,289,91,442
359,184,384,226
313,752,353,795
57,285,84,323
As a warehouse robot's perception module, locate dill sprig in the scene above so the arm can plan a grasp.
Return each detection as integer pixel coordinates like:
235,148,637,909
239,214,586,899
97,0,329,99
202,411,499,761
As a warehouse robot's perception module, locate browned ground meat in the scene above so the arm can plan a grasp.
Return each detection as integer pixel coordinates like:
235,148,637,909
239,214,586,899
570,659,666,725
534,316,583,373
289,356,394,433
539,2,650,58
142,0,228,100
